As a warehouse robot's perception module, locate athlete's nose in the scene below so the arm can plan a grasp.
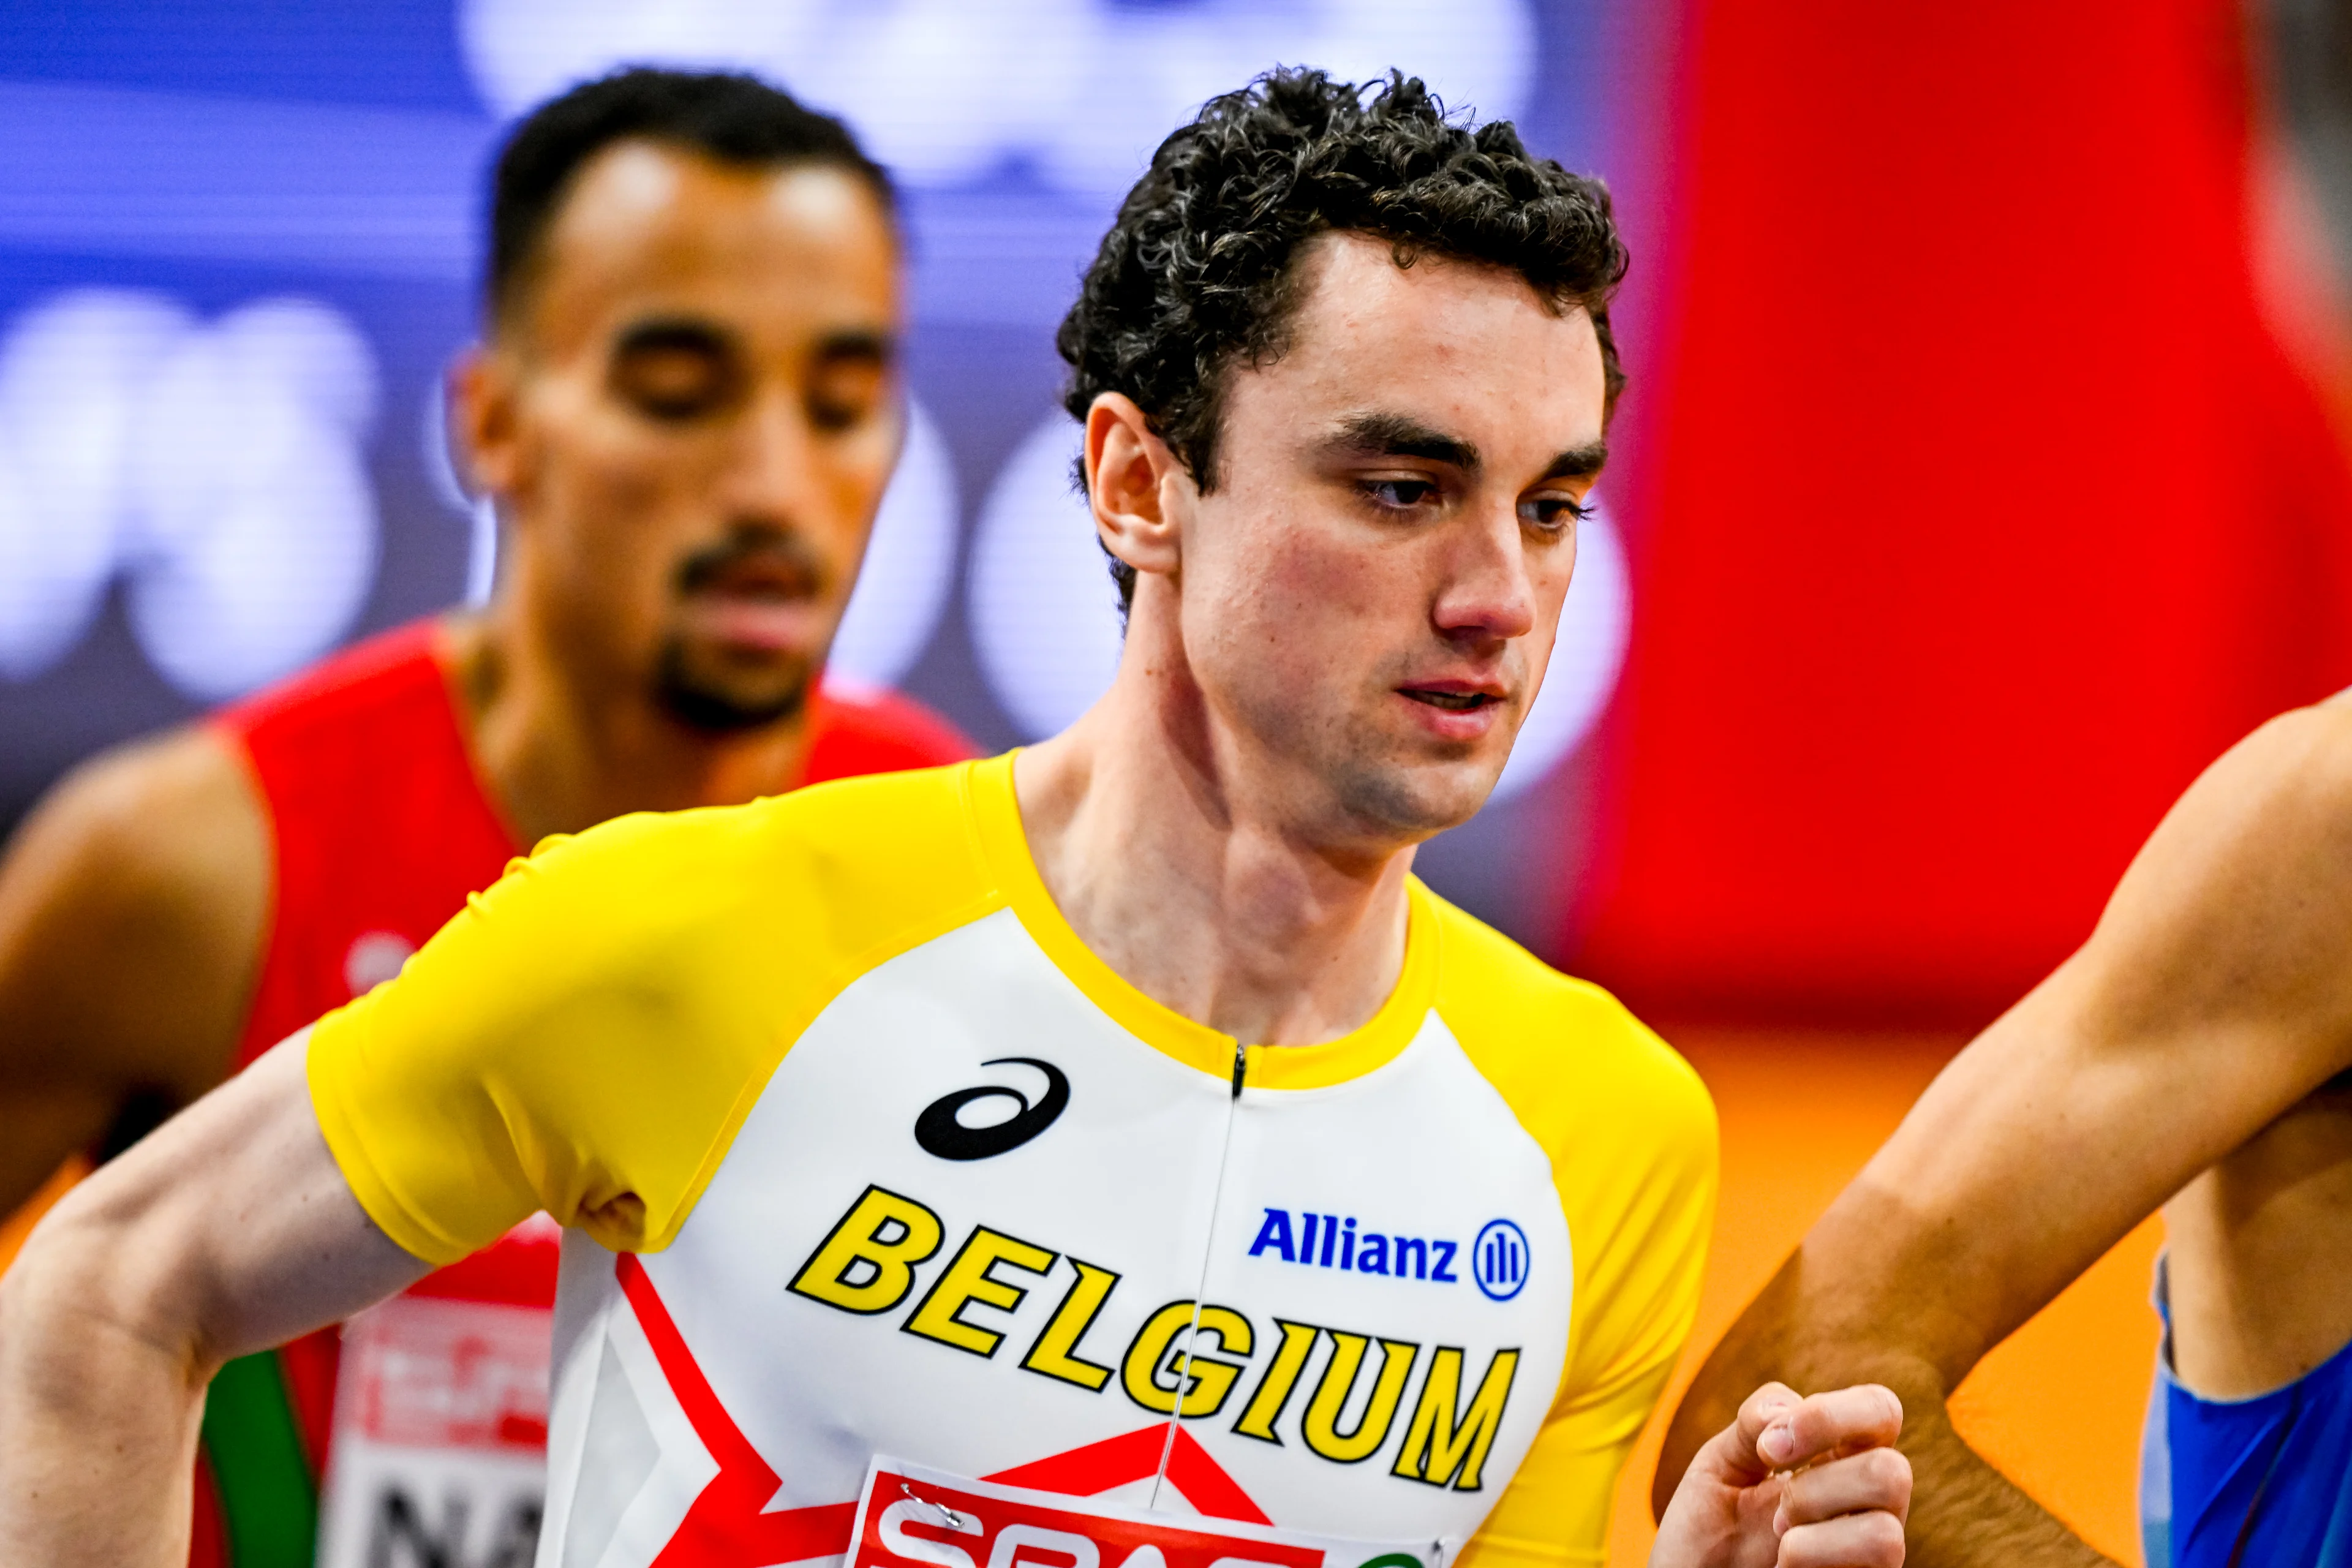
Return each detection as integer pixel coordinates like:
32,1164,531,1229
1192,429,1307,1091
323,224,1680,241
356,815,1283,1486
1431,501,1540,647
721,386,827,534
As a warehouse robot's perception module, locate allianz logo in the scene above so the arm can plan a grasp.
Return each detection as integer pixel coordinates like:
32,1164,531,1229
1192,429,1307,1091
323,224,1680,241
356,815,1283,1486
1246,1209,1531,1303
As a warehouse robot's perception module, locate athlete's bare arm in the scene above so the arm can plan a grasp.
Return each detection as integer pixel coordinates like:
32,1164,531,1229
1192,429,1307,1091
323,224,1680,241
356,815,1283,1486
0,726,268,1216
0,1033,430,1565
1657,698,2352,1565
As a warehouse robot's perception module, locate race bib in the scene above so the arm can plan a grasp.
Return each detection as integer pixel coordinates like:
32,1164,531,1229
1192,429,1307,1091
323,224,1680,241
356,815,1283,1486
314,1292,551,1568
850,1455,1449,1568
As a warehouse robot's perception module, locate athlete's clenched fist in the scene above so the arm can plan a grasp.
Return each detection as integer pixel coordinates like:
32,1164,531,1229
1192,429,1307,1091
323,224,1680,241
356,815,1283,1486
1652,1382,1910,1567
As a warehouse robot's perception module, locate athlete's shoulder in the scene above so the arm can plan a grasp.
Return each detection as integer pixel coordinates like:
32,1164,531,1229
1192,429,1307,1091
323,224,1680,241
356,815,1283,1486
2188,692,2352,823
311,758,1008,1259
7,724,266,933
505,758,998,958
0,723,266,1099
1418,883,1714,1164
212,617,446,747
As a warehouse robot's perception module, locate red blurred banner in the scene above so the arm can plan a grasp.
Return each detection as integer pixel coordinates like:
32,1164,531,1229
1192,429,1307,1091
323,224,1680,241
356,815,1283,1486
1574,0,2352,1023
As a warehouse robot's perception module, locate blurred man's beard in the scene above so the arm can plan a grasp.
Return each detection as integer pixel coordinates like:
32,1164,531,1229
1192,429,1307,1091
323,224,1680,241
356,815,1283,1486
655,527,828,733
654,639,815,733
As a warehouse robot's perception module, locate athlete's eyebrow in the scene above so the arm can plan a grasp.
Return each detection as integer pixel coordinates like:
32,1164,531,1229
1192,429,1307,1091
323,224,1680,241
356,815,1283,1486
1326,412,1480,475
1540,440,1609,483
813,327,896,366
612,316,734,360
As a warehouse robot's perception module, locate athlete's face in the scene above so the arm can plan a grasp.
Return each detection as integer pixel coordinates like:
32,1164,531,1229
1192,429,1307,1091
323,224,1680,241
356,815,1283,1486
465,142,902,730
1110,233,1607,839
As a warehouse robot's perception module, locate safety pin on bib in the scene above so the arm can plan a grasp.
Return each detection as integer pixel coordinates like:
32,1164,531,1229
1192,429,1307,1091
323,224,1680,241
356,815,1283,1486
899,1482,969,1532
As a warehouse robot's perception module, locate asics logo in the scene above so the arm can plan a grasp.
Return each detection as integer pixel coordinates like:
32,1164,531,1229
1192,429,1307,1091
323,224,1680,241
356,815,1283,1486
915,1057,1069,1161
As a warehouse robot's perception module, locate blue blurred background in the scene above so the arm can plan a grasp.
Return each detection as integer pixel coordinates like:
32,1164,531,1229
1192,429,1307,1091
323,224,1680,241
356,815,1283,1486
0,0,1629,944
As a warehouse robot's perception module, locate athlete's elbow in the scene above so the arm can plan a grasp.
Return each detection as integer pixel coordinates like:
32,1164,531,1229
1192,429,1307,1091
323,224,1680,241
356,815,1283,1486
0,1163,219,1397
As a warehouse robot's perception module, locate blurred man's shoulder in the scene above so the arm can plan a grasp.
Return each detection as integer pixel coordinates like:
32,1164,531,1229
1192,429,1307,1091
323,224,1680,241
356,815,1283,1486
211,619,455,758
805,674,980,783
0,720,267,1098
10,721,265,924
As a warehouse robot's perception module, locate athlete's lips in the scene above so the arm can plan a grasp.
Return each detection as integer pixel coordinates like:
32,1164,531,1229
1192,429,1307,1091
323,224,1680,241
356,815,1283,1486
1395,679,1510,740
678,593,826,653
674,543,829,654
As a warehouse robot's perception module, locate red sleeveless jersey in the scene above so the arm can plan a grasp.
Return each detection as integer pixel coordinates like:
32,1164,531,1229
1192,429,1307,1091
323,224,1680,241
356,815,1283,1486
191,619,974,1567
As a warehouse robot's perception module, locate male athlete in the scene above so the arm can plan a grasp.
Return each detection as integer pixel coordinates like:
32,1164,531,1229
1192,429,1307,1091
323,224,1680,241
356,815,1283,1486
1656,2,2352,1561
0,70,970,1566
1659,703,2352,1568
0,70,1910,1568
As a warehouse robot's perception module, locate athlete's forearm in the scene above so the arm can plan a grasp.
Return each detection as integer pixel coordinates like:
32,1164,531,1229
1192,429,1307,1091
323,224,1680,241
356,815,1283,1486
1,1038,431,1558
1899,1403,2118,1568
1660,1260,2114,1568
0,1205,212,1564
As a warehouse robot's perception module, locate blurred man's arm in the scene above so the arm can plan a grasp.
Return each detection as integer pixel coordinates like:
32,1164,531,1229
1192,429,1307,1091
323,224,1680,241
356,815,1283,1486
1657,699,2352,1566
0,728,267,1215
0,1033,431,1565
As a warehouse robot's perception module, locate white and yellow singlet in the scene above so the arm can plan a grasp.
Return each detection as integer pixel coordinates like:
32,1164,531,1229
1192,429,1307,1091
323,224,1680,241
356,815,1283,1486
307,755,1716,1568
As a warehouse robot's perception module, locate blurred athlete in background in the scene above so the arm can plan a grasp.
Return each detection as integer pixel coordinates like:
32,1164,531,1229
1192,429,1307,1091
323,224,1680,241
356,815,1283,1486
0,68,970,1567
0,69,1910,1568
1660,3,2352,1562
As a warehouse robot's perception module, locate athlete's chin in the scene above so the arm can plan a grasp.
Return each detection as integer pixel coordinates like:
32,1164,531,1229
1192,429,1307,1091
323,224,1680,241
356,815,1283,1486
655,637,817,734
1329,750,1505,840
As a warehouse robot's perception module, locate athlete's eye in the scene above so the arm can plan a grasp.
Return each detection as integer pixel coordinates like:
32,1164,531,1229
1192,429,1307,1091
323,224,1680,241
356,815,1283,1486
1359,477,1441,512
809,361,886,434
1517,495,1591,534
613,343,737,423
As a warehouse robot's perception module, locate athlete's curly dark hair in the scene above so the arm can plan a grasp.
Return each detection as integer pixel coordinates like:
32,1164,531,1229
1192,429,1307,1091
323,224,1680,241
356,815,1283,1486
1058,67,1629,608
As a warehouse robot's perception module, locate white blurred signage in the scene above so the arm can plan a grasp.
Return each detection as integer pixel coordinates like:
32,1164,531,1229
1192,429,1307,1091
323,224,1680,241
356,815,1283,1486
0,288,380,700
459,0,1539,196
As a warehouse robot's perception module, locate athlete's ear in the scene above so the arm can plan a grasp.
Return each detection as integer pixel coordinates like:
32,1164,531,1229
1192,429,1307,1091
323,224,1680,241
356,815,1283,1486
451,345,524,503
1085,393,1187,589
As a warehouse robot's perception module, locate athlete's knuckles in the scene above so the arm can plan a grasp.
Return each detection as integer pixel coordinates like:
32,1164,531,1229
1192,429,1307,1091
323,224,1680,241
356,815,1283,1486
1782,1448,1910,1524
1872,1447,1915,1515
1847,1444,1910,1498
1776,1401,1844,1463
1777,1510,1905,1568
1799,1385,1900,1452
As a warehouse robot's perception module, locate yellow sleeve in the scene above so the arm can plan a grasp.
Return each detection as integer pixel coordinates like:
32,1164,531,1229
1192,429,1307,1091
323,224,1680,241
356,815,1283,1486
1425,893,1719,1567
307,766,994,1264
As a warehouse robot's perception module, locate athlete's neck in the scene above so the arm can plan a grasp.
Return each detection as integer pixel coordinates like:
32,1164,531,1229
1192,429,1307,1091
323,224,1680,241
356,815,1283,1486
1014,625,1414,1050
439,609,815,846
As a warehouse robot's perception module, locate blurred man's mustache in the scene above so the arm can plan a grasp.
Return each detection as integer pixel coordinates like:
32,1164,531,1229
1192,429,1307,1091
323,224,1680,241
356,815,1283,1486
674,529,828,598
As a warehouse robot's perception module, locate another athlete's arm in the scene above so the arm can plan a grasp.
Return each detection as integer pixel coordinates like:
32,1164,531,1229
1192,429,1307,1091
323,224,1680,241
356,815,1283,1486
0,728,266,1216
0,1033,431,1566
1658,701,2352,1565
